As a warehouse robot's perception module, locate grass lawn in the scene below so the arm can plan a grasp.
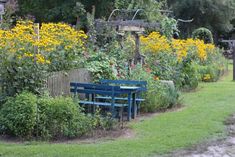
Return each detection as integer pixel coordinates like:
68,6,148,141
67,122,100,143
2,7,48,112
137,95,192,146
1,65,235,157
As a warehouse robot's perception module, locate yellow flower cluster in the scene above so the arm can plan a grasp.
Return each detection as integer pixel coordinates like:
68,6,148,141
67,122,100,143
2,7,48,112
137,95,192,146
0,21,87,64
37,23,87,52
140,32,216,61
172,39,187,62
202,74,211,81
24,52,33,57
0,21,35,54
17,52,50,64
36,54,51,64
140,32,171,53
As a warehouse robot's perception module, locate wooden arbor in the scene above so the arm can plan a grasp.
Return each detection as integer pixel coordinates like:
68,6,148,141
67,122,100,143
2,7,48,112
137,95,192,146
222,40,235,81
96,9,160,65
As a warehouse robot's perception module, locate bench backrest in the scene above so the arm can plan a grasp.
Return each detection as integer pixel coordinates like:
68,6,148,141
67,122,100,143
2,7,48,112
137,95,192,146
100,79,147,91
70,82,122,96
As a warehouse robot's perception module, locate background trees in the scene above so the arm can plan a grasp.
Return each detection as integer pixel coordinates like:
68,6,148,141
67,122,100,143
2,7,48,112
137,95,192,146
167,0,235,40
3,0,235,41
16,0,114,24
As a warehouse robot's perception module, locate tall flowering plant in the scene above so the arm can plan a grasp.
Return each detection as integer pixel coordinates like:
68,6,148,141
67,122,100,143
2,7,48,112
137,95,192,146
140,31,216,62
38,23,87,71
140,31,225,89
0,21,87,96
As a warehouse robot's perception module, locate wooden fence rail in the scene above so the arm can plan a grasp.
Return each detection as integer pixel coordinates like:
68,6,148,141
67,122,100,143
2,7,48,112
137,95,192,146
47,68,92,97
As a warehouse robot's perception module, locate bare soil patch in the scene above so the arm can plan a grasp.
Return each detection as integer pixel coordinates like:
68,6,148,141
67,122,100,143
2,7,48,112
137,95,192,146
0,126,135,144
159,114,235,157
55,127,135,144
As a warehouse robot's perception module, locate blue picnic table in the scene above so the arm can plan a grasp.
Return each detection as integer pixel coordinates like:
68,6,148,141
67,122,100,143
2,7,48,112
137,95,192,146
70,80,147,121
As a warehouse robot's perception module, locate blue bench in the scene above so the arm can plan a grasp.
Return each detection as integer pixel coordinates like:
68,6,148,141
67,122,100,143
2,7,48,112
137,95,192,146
70,82,131,120
98,79,147,116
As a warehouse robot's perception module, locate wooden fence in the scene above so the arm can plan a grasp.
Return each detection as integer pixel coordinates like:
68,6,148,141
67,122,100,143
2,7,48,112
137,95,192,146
47,68,92,97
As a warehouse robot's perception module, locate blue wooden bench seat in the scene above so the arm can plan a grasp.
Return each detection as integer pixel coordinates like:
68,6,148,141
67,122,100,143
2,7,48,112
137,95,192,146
79,100,128,107
95,96,145,102
70,82,131,120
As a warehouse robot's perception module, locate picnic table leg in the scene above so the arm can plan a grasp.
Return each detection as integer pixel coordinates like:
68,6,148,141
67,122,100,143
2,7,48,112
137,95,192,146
127,93,132,121
86,93,91,113
137,102,140,115
137,93,141,115
119,106,124,127
132,93,137,119
111,97,116,118
92,93,95,113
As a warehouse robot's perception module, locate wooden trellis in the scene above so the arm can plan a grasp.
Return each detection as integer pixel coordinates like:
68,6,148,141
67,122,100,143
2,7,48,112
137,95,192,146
95,9,160,65
95,9,193,65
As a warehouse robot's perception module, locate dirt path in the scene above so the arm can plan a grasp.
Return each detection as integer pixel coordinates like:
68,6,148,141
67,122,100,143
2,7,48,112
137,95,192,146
162,115,235,157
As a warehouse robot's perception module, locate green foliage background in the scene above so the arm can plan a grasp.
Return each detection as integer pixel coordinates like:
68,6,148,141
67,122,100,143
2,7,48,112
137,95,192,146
167,0,235,39
13,0,235,40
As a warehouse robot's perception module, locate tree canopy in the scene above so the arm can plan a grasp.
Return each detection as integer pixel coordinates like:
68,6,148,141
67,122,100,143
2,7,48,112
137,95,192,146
3,0,235,40
17,0,114,24
167,0,235,39
16,0,167,23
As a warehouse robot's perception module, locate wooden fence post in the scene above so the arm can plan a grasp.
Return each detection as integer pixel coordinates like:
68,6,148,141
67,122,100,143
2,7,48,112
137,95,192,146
33,23,40,139
134,33,141,64
233,45,235,81
34,23,40,64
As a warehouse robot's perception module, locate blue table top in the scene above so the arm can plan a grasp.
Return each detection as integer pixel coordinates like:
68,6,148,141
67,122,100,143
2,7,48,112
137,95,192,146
120,86,140,90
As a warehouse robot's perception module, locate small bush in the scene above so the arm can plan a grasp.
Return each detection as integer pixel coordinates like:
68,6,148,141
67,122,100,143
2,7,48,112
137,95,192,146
178,60,200,90
85,52,116,82
0,92,92,140
89,108,118,131
128,64,179,112
198,49,228,82
192,27,214,44
37,96,91,139
143,80,179,112
198,65,221,82
0,92,37,138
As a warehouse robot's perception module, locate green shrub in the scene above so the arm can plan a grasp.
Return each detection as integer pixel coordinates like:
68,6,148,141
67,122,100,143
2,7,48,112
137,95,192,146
145,52,199,90
85,52,116,82
198,48,228,82
178,60,200,90
0,92,37,138
36,96,51,139
143,80,179,112
0,57,48,97
0,92,93,140
89,108,118,131
148,52,179,82
160,17,179,39
37,96,90,139
128,64,179,112
198,65,220,82
192,27,214,44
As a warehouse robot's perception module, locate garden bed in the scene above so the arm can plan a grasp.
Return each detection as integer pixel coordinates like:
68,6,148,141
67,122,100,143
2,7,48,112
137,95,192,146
0,103,185,144
0,66,234,157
